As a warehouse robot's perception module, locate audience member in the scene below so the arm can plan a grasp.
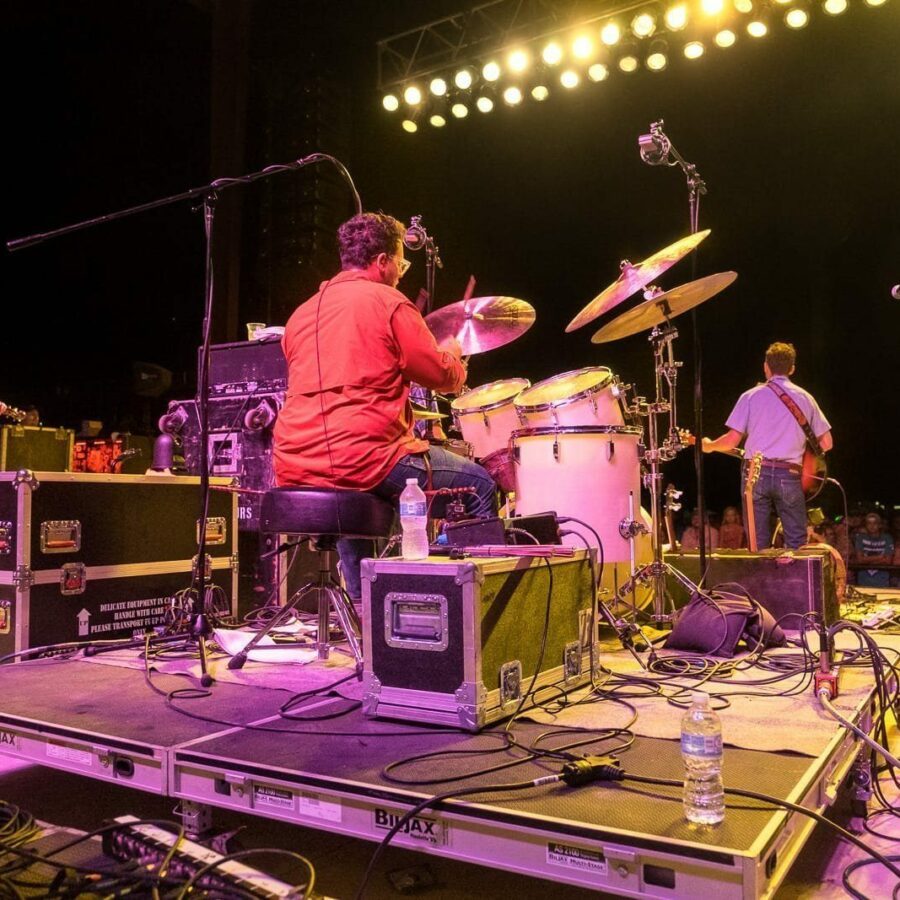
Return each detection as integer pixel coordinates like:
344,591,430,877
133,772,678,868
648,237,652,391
680,510,720,551
718,506,746,549
852,512,894,588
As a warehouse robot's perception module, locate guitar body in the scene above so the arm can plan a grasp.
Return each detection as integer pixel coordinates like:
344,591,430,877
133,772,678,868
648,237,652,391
801,449,827,501
744,452,763,552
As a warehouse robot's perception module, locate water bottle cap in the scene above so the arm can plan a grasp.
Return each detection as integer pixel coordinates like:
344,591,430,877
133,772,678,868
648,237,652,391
406,478,418,485
691,691,710,707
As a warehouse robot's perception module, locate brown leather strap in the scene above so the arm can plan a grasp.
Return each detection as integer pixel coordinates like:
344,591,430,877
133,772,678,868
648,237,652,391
765,381,823,456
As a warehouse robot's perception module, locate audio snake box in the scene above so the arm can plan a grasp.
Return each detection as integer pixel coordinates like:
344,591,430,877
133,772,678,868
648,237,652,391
361,550,596,731
0,471,238,660
663,547,841,626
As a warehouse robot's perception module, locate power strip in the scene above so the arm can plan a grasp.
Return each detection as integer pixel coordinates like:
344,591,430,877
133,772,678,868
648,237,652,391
102,815,305,897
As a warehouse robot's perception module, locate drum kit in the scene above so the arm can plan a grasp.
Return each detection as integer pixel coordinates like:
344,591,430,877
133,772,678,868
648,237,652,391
423,231,737,623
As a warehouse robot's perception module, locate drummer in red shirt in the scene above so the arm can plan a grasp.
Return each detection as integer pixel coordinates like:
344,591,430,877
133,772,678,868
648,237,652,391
274,212,497,603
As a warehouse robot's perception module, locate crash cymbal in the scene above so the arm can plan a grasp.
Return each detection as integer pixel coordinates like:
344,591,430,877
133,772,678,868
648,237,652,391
565,229,711,333
411,404,447,421
591,272,737,344
425,296,535,355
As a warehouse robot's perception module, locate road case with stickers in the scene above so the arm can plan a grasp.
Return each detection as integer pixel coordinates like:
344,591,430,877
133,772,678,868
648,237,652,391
361,549,596,731
0,471,238,659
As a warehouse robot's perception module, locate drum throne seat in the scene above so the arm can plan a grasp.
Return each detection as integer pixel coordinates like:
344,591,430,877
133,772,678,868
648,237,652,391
228,488,394,672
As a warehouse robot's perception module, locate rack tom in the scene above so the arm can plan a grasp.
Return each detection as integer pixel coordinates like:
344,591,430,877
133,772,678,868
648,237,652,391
513,367,624,429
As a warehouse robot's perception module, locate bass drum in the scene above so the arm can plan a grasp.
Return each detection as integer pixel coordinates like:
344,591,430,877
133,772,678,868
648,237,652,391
512,425,653,609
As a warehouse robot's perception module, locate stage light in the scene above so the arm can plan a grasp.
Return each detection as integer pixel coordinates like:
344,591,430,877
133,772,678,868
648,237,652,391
632,11,657,37
404,85,422,105
588,62,609,81
684,40,705,59
542,41,563,64
402,119,417,133
508,49,529,72
476,96,494,112
618,46,640,71
701,0,725,15
646,39,668,70
560,69,580,88
454,68,474,89
429,114,446,127
429,77,447,97
451,102,469,118
382,94,399,112
572,34,594,58
482,61,501,81
733,0,754,12
601,22,621,46
823,0,847,12
664,4,689,30
864,0,887,6
715,28,737,46
531,85,550,101
747,17,768,35
784,6,810,26
503,86,523,105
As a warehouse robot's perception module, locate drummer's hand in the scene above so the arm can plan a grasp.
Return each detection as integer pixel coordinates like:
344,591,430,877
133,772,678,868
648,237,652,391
701,437,713,453
437,336,463,360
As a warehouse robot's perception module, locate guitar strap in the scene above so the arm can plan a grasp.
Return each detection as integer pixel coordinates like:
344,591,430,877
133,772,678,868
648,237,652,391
765,381,823,457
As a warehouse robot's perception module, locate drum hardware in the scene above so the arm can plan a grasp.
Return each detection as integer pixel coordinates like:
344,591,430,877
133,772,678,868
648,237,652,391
603,276,737,625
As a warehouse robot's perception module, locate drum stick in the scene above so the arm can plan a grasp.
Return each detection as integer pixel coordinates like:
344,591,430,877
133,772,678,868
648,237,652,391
462,275,476,301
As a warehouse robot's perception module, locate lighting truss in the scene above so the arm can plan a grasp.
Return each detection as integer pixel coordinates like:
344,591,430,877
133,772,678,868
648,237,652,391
377,0,891,131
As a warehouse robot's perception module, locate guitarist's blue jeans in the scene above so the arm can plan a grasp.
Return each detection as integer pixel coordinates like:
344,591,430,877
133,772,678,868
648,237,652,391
743,466,807,550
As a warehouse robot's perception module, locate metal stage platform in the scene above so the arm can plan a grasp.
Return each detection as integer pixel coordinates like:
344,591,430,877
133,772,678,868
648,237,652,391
0,653,878,898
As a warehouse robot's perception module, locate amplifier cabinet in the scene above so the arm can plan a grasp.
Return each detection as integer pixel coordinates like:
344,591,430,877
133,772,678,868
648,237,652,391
0,471,237,660
361,550,596,732
1,425,74,472
664,547,840,625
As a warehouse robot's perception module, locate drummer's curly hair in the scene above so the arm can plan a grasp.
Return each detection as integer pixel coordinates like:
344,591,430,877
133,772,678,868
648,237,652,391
765,342,796,375
338,213,406,270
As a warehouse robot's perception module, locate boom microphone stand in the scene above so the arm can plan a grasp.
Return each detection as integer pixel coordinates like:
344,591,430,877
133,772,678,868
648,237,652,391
8,153,363,686
639,120,709,573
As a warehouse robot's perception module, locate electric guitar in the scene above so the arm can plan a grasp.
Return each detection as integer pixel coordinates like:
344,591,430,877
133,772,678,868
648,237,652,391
0,402,26,424
744,452,763,552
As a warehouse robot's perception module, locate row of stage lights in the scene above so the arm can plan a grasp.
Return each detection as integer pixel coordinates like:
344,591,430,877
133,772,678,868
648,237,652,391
382,0,889,131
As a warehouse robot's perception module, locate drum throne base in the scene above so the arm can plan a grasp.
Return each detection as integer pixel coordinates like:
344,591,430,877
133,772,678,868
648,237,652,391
228,488,395,673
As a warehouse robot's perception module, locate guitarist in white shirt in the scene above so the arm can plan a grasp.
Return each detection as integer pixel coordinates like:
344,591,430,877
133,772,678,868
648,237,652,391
702,342,833,551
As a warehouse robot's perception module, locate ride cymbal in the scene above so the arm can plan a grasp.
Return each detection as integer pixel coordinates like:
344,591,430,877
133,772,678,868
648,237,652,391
425,296,535,355
566,229,711,333
591,271,737,343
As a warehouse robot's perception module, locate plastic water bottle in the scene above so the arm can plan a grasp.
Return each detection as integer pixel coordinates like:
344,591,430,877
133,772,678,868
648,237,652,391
399,478,429,559
681,691,725,825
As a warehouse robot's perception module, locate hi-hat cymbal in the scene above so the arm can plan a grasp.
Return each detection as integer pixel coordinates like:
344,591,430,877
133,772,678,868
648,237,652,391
591,271,737,344
411,404,447,421
425,296,535,355
566,229,711,333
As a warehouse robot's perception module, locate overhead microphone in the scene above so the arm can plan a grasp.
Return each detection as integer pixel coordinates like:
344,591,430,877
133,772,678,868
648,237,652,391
403,214,428,251
638,120,672,166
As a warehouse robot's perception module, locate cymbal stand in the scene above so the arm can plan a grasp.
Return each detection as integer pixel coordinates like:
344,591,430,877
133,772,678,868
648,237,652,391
617,311,701,625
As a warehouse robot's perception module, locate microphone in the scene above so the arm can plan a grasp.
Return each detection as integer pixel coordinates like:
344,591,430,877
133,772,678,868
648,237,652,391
244,399,277,431
158,404,189,435
638,121,671,166
403,214,428,251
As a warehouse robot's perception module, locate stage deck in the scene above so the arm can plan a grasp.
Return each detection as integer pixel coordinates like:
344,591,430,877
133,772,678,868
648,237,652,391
0,651,878,898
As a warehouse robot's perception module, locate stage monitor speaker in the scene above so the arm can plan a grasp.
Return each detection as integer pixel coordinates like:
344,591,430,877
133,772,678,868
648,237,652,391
664,548,840,625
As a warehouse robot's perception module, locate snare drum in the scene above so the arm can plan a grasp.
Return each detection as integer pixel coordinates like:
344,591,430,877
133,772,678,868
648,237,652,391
514,367,624,428
450,378,530,459
512,425,645,562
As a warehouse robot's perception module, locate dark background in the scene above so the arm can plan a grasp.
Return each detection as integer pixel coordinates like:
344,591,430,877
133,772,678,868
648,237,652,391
3,0,898,519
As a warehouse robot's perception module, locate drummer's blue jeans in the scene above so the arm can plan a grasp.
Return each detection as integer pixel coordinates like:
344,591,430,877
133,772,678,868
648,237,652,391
338,448,497,601
743,465,807,550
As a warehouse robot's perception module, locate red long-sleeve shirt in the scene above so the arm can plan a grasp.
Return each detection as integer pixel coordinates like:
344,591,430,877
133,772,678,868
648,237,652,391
273,270,465,490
